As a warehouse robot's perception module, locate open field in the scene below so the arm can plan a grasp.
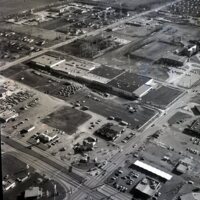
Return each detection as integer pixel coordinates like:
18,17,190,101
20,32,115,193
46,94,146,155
130,41,178,62
41,106,91,135
0,0,59,18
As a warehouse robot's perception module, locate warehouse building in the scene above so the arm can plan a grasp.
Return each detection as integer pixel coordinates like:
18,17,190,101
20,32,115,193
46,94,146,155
108,72,153,98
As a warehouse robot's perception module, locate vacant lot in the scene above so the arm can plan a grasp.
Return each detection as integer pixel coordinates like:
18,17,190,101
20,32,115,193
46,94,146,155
130,41,178,62
41,106,91,134
57,35,120,59
168,111,192,126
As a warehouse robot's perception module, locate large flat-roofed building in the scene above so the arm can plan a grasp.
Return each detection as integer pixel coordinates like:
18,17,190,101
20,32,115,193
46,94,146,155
108,72,153,97
31,55,65,68
134,160,173,181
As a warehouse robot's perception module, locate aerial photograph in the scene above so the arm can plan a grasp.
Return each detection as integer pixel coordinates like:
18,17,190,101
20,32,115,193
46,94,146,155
0,0,200,199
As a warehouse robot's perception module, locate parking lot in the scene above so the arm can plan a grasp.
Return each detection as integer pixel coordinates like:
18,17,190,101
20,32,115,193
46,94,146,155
142,85,184,109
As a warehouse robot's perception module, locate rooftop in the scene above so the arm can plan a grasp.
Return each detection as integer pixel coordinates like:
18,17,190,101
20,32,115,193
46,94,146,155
31,55,65,68
135,177,160,197
134,160,173,181
108,72,152,93
24,187,42,199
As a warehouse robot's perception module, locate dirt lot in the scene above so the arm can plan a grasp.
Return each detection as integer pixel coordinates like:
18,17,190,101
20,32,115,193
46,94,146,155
168,111,192,126
130,41,178,62
41,106,91,135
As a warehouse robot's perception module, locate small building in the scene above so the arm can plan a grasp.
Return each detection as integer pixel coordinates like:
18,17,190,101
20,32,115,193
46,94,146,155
50,5,69,13
0,110,18,123
179,192,200,200
83,137,97,147
31,55,65,68
175,157,192,174
3,179,16,191
0,87,7,98
180,44,199,57
135,177,161,197
95,123,124,141
74,137,97,152
193,105,200,115
24,187,42,199
38,131,57,143
188,118,200,137
20,125,35,134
